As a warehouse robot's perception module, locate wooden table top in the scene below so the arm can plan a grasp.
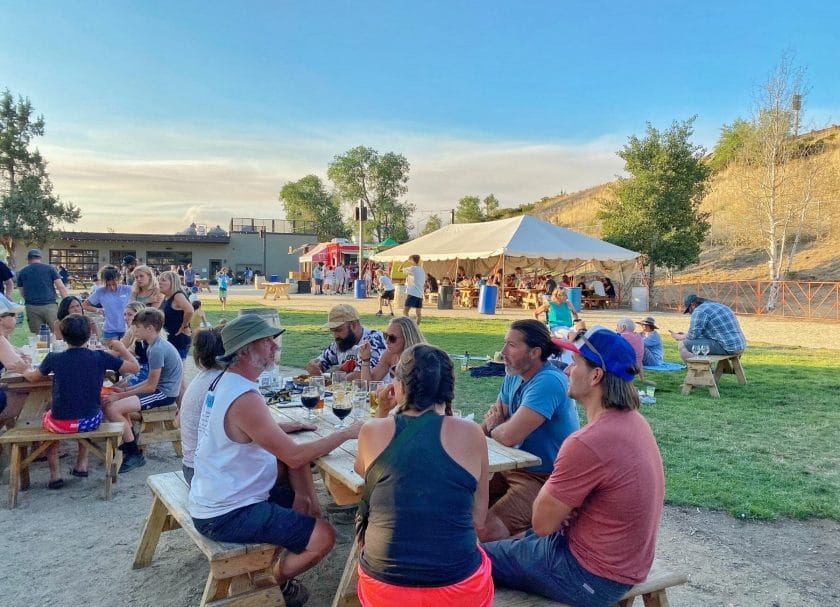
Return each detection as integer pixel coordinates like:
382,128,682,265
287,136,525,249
270,403,540,496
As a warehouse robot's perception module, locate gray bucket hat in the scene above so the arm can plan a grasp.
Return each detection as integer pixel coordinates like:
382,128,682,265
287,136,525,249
218,314,284,362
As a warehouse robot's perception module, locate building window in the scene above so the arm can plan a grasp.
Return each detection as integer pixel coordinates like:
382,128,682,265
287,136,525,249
49,249,99,280
146,251,192,272
110,250,137,266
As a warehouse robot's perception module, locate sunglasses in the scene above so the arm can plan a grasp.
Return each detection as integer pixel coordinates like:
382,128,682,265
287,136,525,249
573,330,606,371
384,333,400,344
0,312,16,318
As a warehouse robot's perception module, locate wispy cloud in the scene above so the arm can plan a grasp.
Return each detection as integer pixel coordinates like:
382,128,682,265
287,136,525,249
40,124,625,234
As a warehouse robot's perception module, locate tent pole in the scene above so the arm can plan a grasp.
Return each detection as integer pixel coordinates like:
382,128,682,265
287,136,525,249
500,255,505,309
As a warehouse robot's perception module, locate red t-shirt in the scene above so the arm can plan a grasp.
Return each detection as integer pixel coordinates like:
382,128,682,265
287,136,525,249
544,409,664,584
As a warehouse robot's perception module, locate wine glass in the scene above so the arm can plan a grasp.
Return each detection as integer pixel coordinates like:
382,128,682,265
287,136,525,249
690,344,700,358
300,384,320,421
331,389,353,429
700,344,710,358
310,376,326,413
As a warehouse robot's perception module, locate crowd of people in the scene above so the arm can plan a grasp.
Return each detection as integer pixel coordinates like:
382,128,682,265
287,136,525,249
0,246,751,607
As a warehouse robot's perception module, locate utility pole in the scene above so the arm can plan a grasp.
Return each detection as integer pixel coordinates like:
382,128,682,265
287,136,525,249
450,209,456,224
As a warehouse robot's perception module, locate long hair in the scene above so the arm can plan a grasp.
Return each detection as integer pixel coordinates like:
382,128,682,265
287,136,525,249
394,344,455,415
57,296,83,320
192,328,224,370
131,265,161,299
580,357,641,411
388,317,426,352
158,270,183,296
510,319,560,362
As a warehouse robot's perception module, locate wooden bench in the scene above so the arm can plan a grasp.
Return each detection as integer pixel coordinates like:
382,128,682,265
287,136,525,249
583,294,610,309
137,404,182,456
133,471,286,607
520,290,541,310
262,282,291,300
493,558,687,606
681,354,746,398
0,422,124,508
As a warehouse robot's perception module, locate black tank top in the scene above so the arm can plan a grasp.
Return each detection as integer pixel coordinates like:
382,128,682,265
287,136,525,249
161,295,184,336
359,413,481,586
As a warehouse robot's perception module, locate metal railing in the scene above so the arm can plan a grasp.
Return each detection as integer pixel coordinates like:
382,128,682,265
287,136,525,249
229,218,317,234
651,281,840,321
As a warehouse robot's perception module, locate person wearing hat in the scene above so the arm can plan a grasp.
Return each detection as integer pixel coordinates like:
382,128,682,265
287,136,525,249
638,316,665,367
16,248,69,334
478,319,579,543
305,304,386,377
483,326,665,606
121,255,138,285
189,314,362,607
0,298,32,420
670,293,746,361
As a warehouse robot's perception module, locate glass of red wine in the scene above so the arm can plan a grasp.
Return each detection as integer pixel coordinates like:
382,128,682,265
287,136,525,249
301,385,320,421
331,390,353,429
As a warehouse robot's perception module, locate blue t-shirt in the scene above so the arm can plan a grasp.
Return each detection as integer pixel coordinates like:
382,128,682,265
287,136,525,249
88,284,133,333
147,336,183,397
217,274,229,290
17,262,61,305
39,348,124,419
497,362,579,473
642,331,664,366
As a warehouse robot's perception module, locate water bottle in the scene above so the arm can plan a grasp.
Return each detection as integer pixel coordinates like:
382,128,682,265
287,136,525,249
462,350,469,372
39,323,51,349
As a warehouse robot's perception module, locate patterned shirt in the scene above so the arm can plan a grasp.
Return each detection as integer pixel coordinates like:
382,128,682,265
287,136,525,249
315,327,386,372
686,301,746,353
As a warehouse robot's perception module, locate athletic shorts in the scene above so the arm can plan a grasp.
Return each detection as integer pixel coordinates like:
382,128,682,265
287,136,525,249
192,483,316,554
381,289,395,301
404,295,423,309
43,409,103,433
488,469,550,536
138,390,177,411
357,546,493,607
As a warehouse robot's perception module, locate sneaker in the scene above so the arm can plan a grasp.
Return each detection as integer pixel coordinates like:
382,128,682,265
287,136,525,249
279,579,309,607
118,452,146,474
375,311,383,316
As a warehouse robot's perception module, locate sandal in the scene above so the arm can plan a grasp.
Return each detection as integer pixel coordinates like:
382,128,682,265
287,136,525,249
70,468,89,478
48,479,65,490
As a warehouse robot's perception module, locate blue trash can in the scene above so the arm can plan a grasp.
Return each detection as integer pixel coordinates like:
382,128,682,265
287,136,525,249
270,274,279,282
566,286,582,312
354,279,366,299
478,284,498,315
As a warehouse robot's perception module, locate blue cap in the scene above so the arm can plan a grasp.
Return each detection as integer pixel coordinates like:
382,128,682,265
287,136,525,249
553,325,638,381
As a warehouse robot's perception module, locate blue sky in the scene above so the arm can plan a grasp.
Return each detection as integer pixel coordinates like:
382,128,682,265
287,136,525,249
2,1,839,233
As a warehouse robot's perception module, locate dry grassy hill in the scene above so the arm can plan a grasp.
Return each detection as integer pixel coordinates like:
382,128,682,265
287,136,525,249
530,126,840,282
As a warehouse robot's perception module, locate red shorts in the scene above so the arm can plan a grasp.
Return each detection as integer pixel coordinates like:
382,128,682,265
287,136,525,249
357,545,493,607
42,410,103,433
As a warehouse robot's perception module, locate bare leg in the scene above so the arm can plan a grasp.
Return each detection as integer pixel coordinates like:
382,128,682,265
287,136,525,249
75,440,89,473
46,442,60,482
478,511,512,542
273,518,335,583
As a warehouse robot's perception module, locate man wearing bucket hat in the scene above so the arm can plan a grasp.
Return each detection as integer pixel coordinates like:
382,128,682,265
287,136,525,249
638,316,665,367
16,248,69,333
670,293,746,361
189,313,362,607
483,326,665,606
305,304,386,377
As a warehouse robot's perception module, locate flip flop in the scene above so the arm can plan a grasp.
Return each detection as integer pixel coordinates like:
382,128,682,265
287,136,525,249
48,479,65,490
70,469,89,478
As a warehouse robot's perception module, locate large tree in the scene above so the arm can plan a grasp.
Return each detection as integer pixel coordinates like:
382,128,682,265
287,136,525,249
327,146,414,242
279,175,349,241
0,90,80,265
726,56,828,310
420,213,442,235
455,195,484,223
599,117,711,294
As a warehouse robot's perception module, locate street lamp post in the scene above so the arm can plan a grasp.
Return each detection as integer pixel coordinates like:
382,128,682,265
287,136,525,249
259,225,267,280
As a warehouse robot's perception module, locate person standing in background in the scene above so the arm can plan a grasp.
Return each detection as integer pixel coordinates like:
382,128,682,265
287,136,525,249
399,255,426,325
16,249,69,333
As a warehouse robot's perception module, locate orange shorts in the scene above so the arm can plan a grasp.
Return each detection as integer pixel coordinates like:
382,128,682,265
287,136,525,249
357,545,493,607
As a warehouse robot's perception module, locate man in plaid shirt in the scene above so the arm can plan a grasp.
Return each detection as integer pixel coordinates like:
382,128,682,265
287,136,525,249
671,293,746,360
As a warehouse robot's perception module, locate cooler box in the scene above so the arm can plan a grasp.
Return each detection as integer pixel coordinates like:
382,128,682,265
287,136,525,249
354,279,366,299
270,274,279,282
478,285,498,315
437,285,454,310
566,286,582,312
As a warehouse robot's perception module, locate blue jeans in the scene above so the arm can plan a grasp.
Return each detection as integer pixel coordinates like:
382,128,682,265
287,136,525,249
483,530,631,607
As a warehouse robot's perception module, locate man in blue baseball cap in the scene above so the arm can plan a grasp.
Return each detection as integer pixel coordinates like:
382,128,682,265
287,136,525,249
483,326,665,607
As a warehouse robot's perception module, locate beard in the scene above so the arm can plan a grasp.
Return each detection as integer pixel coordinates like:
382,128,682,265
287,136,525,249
336,332,360,352
247,349,276,373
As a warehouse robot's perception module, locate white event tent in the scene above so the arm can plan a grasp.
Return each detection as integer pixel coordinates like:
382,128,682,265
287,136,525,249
371,215,640,282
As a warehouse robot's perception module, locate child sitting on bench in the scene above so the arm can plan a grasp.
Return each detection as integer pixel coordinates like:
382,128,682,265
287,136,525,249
23,314,139,489
103,308,183,473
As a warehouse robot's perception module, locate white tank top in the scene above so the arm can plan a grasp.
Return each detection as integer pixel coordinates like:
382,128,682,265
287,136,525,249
189,372,277,519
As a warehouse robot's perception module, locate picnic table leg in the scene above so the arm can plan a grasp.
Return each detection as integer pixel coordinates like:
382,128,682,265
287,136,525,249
103,437,115,500
132,494,170,568
732,356,747,384
7,443,21,508
331,538,361,607
642,589,671,607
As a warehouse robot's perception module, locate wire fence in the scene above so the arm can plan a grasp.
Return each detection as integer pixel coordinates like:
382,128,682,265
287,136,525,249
651,281,840,322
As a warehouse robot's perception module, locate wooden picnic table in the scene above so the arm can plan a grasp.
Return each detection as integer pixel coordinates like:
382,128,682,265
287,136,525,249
456,287,479,308
194,278,212,293
270,402,540,606
261,282,291,300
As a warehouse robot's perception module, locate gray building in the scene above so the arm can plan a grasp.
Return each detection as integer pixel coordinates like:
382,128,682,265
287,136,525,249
14,218,316,283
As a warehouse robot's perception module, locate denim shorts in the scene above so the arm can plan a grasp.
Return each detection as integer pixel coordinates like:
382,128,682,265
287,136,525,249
192,490,317,555
482,530,631,607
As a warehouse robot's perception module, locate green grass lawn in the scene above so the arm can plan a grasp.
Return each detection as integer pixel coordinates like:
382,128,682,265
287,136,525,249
16,302,839,521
